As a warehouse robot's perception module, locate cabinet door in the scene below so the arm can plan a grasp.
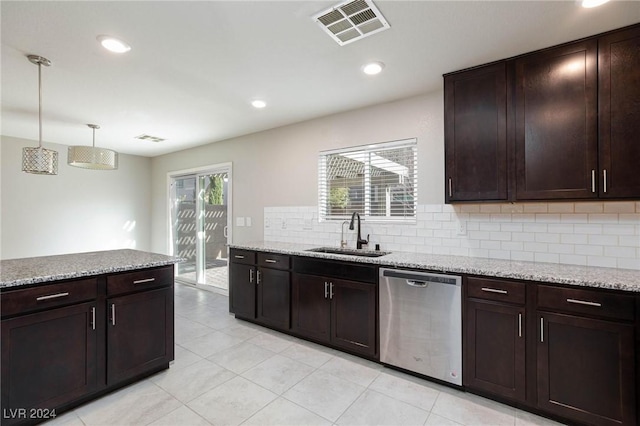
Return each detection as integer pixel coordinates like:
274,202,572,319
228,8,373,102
330,278,377,357
1,302,97,416
291,273,330,344
515,40,598,200
107,287,174,385
230,263,256,319
537,312,635,426
445,62,508,202
257,268,290,330
464,300,525,402
598,26,640,198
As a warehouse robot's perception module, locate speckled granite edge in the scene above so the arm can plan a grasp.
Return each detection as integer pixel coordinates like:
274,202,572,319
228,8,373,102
229,242,640,293
0,249,184,289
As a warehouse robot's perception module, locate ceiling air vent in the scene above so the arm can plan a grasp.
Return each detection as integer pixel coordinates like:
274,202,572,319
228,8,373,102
135,134,166,143
313,0,390,46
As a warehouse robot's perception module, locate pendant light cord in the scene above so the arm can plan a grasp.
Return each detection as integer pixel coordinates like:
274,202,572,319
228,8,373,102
38,61,43,149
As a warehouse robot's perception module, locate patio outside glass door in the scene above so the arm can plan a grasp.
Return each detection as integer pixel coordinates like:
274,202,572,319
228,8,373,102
170,168,230,291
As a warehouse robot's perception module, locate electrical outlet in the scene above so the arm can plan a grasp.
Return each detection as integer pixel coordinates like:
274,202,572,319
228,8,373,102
281,219,287,229
265,218,270,228
246,217,252,227
456,220,467,236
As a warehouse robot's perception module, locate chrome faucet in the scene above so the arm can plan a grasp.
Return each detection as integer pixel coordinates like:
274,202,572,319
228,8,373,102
349,212,369,249
340,221,349,248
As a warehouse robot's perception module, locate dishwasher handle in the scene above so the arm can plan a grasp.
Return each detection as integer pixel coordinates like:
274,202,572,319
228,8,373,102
381,268,461,287
406,280,428,288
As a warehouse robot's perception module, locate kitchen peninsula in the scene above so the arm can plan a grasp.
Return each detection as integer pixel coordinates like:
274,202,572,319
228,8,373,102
0,249,182,426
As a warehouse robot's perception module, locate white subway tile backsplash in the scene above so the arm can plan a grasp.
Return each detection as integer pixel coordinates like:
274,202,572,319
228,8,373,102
588,234,618,246
535,253,559,263
523,203,548,213
548,203,574,213
575,202,604,213
559,254,587,266
561,214,588,223
265,202,640,271
604,202,636,213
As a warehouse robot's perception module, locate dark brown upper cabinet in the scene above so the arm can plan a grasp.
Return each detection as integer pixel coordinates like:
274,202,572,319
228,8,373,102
515,40,598,200
444,23,640,203
598,25,640,198
445,63,508,202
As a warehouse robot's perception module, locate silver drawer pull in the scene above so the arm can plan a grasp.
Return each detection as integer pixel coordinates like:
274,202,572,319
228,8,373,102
133,278,156,284
567,298,601,307
406,280,428,288
91,307,96,330
111,304,116,326
481,287,508,295
265,259,277,263
234,255,245,259
36,292,69,301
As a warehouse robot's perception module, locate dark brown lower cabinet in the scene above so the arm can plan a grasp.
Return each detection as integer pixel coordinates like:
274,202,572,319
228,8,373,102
106,287,174,386
1,302,97,422
291,273,331,344
291,273,376,358
331,278,376,357
465,300,526,402
256,267,290,329
230,262,256,319
537,312,636,426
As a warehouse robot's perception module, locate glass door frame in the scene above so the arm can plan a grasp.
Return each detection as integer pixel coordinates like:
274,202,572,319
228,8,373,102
167,162,233,287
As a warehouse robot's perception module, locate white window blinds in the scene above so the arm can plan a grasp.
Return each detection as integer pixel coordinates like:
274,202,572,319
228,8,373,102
318,138,417,222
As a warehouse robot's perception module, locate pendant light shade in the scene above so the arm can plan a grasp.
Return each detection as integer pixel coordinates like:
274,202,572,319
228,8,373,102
68,124,119,170
22,55,59,175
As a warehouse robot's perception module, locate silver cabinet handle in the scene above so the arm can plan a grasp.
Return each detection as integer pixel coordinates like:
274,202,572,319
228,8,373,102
448,178,452,197
518,313,522,338
329,282,334,300
36,292,69,301
234,255,245,259
406,280,428,287
567,298,602,307
540,317,544,343
324,282,329,299
91,307,96,330
603,169,608,193
111,304,116,326
249,269,254,283
265,259,277,263
133,278,155,284
481,287,507,295
591,169,596,193
256,270,261,285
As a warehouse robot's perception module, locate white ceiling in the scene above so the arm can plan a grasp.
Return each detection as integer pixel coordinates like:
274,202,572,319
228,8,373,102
2,1,639,157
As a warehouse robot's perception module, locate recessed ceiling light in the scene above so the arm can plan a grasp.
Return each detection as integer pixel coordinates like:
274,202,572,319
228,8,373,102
581,0,609,8
251,100,267,109
97,35,131,53
362,62,385,75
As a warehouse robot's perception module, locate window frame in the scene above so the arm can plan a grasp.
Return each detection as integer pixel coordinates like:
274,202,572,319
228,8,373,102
318,138,418,223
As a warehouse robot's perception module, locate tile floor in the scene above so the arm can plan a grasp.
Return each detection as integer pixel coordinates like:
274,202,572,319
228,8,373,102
48,283,565,426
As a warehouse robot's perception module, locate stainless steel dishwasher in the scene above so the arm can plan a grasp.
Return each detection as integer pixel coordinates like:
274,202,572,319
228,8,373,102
379,268,462,386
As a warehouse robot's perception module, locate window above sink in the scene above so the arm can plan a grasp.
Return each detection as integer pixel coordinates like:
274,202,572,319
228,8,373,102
318,138,417,223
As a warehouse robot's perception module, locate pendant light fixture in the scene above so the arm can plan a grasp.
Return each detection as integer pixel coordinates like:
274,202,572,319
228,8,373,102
68,124,118,170
22,55,59,175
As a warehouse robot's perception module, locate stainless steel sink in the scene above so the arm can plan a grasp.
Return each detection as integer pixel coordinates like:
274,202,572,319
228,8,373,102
306,247,390,257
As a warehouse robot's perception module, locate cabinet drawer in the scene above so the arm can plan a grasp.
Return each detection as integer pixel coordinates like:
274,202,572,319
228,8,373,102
257,253,290,270
1,278,98,318
107,266,173,296
230,249,256,265
537,285,635,321
467,277,525,305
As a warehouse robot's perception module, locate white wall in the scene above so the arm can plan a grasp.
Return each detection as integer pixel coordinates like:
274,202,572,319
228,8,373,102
150,92,442,253
1,136,152,259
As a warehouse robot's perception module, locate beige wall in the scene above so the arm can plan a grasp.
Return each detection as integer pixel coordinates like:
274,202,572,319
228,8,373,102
151,91,444,253
1,136,152,259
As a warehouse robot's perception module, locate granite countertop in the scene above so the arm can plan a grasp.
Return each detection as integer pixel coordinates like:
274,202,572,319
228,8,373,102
0,249,183,289
229,242,640,293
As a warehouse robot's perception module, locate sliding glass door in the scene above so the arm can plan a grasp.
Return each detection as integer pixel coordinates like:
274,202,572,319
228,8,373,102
170,166,231,291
